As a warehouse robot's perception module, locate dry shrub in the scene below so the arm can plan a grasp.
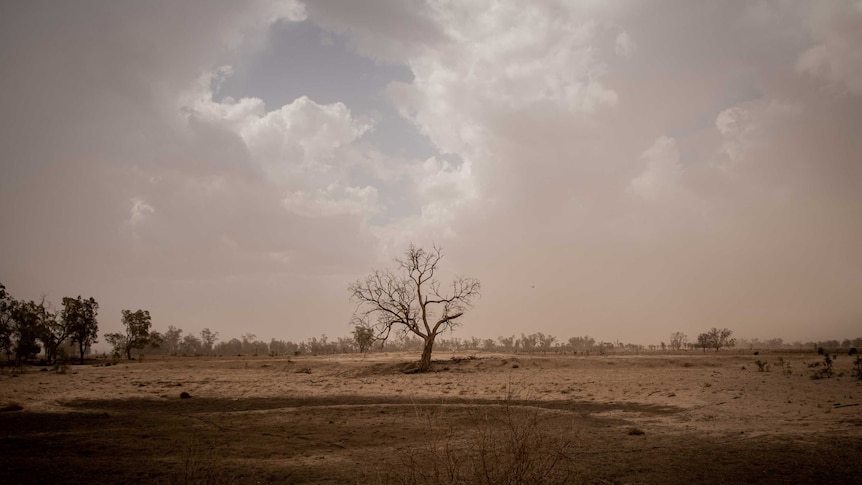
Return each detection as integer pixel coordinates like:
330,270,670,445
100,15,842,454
808,353,835,379
396,400,577,485
852,354,862,381
169,434,226,485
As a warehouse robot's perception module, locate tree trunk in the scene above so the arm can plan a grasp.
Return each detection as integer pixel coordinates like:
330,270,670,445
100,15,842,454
79,341,85,364
418,334,437,372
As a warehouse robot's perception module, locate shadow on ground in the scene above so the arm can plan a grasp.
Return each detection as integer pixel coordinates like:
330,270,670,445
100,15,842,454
2,394,860,484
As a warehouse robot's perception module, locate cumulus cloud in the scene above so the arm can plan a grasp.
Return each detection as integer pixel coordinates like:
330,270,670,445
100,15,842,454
383,1,618,161
796,3,862,95
128,198,155,225
715,100,802,167
631,136,682,200
178,67,380,213
282,184,380,218
3,0,862,345
615,31,636,57
417,157,478,225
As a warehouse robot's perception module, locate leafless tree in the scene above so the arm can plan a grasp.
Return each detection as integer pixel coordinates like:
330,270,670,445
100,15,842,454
669,331,688,351
349,244,481,372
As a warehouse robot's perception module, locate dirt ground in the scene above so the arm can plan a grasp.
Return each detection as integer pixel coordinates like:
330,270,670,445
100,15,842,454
1,351,861,484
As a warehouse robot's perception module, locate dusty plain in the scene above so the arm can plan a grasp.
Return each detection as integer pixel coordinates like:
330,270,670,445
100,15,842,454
1,351,861,484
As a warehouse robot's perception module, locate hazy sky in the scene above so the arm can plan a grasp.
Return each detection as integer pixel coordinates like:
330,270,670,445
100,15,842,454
2,1,861,345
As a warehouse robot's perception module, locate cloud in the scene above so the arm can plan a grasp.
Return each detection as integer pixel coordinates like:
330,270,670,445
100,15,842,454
178,67,379,209
615,31,636,57
128,198,155,225
795,3,862,95
371,2,620,173
714,100,802,168
630,136,682,200
282,184,380,217
3,0,862,345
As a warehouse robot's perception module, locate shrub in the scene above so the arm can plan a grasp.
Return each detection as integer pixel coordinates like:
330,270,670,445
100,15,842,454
395,400,577,484
775,357,792,376
754,360,770,372
170,434,226,485
808,353,835,379
852,354,862,381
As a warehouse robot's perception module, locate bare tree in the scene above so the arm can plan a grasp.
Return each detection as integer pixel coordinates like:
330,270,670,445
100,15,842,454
349,244,481,372
200,328,219,355
669,331,688,351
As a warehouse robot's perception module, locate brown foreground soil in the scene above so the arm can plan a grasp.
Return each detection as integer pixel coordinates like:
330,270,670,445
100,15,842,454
1,351,861,484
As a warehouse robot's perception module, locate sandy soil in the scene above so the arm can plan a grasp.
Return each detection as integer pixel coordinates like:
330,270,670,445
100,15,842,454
1,351,861,483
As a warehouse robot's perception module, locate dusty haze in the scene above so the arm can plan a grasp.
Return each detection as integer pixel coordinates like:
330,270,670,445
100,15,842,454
1,1,861,345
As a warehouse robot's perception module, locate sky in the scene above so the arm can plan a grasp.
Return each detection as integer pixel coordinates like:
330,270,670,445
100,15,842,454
1,1,861,346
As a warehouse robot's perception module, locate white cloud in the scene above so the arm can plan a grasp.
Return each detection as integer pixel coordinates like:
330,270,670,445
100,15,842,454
387,2,617,158
180,69,372,179
178,69,378,216
631,136,682,200
615,31,636,57
715,100,802,167
715,106,755,164
795,3,862,95
417,157,478,226
282,184,380,217
128,198,155,225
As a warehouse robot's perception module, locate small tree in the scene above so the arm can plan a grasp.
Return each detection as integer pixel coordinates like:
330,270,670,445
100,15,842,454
349,244,481,372
0,283,13,361
568,335,595,354
161,325,183,356
352,325,376,354
104,332,127,359
697,327,735,352
108,309,157,360
9,300,45,364
669,332,688,351
200,328,219,355
35,297,68,365
63,296,99,364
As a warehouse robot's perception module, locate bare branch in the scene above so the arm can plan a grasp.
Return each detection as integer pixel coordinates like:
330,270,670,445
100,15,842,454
348,244,481,372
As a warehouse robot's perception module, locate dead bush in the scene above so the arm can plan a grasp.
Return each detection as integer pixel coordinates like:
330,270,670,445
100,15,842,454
395,400,577,484
808,353,835,380
852,354,862,381
169,434,226,485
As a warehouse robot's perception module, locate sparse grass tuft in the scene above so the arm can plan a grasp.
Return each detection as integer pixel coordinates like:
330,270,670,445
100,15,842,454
395,399,577,484
808,353,835,380
852,354,862,381
776,357,792,376
169,434,226,485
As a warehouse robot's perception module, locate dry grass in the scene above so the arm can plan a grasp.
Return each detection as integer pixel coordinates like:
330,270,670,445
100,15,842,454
2,352,861,483
395,399,577,484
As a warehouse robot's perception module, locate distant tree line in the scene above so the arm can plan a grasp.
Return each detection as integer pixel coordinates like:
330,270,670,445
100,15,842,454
1,283,99,365
3,281,861,364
